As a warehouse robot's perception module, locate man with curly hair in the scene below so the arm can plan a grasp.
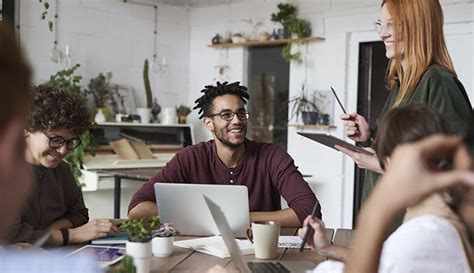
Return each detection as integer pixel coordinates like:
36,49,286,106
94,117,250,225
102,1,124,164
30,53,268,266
6,84,120,246
128,81,320,227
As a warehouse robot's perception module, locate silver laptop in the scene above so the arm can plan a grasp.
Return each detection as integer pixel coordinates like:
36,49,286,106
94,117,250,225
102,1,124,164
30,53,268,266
204,195,316,273
154,183,249,237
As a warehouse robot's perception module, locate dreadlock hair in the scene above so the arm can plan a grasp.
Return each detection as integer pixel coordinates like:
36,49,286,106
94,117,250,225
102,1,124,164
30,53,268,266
193,81,250,119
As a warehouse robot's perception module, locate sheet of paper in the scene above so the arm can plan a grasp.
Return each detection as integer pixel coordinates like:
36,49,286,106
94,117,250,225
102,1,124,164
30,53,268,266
174,236,254,258
278,236,310,249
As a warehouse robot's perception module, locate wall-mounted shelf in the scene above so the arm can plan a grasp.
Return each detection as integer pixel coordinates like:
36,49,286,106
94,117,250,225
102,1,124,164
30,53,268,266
208,36,325,48
288,124,337,130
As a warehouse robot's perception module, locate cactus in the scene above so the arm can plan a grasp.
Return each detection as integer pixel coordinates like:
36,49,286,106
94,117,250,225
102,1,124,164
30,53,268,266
143,59,153,108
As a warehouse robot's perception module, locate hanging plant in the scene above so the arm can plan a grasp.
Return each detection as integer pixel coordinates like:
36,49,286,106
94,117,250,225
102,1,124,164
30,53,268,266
38,0,54,32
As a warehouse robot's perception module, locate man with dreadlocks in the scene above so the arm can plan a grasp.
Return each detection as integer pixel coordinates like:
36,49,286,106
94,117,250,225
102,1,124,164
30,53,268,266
128,81,320,227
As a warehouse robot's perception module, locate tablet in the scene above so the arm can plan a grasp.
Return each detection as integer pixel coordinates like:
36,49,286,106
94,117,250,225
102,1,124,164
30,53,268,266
297,132,375,156
67,245,126,267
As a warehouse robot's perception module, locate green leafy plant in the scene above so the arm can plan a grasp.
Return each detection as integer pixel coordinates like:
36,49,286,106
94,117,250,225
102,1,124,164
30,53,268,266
38,0,53,32
143,59,153,108
287,84,319,121
120,216,160,242
85,72,112,109
115,255,136,273
270,3,312,63
152,223,179,238
175,105,191,117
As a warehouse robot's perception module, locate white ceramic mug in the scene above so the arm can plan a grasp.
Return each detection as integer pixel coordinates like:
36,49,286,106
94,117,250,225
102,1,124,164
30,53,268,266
136,107,151,124
246,221,281,259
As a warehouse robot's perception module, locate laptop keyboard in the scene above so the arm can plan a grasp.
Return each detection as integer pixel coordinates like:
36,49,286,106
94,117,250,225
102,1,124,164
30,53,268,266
247,262,290,273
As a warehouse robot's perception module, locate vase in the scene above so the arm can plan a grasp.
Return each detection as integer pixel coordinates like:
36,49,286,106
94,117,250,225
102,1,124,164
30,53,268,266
161,107,176,124
94,108,106,123
152,237,174,257
178,115,187,124
301,111,319,125
126,241,151,273
137,107,151,124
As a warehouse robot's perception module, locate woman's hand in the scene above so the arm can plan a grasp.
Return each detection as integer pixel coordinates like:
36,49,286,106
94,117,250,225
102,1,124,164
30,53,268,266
298,216,330,255
69,219,121,244
340,113,370,143
335,145,383,173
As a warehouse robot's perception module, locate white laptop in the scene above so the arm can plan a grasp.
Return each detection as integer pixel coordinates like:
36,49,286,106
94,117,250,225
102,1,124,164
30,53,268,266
204,195,316,273
154,183,250,237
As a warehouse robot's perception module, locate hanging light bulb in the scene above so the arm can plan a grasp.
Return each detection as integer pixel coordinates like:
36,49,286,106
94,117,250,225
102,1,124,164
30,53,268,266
59,44,72,69
152,54,160,73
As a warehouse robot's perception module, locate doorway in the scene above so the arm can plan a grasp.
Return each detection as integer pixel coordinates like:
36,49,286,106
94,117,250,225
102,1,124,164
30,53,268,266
353,41,390,224
247,46,290,150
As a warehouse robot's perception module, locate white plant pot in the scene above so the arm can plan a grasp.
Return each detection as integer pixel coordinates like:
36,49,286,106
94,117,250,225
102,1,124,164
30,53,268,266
126,241,151,273
137,107,151,124
161,107,176,124
152,237,174,257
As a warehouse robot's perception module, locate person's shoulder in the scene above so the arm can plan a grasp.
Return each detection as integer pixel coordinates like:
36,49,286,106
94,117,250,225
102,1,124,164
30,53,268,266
423,64,456,82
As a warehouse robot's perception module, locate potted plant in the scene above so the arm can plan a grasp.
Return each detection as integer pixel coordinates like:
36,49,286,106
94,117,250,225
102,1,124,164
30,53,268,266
270,3,297,38
151,223,179,257
84,72,112,122
120,216,159,273
137,59,153,124
287,84,319,125
175,105,191,124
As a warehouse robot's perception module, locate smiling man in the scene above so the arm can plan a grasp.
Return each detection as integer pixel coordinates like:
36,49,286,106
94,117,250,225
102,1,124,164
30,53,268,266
128,81,320,227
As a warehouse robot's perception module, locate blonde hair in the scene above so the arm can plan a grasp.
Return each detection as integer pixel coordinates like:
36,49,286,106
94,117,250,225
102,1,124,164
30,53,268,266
382,0,456,107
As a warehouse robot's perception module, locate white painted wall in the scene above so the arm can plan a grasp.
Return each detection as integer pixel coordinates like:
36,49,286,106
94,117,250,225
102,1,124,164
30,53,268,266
18,0,190,110
187,0,474,228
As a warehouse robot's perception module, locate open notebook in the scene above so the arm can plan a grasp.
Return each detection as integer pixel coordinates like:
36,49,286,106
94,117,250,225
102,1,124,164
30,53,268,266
174,236,254,258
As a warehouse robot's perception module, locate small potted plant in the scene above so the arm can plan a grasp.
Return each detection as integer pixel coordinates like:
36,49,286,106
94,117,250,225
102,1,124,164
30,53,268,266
120,216,159,273
287,84,319,125
84,72,112,122
175,105,192,124
151,223,180,257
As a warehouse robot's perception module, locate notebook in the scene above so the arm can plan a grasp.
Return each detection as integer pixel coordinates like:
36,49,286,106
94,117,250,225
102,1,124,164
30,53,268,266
154,183,250,237
174,235,254,258
204,195,316,273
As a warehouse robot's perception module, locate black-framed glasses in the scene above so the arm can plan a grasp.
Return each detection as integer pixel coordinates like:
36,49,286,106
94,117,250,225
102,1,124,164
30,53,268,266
373,20,393,34
43,132,82,150
207,110,250,121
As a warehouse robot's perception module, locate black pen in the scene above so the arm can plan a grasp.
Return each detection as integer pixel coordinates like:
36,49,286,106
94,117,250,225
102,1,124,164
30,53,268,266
299,201,320,252
330,87,347,114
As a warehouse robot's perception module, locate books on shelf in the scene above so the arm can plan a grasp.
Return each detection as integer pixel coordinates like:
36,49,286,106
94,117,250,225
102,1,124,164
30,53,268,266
174,236,254,258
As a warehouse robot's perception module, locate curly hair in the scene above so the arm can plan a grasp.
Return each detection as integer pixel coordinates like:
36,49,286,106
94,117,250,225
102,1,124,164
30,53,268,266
193,81,250,119
26,84,92,135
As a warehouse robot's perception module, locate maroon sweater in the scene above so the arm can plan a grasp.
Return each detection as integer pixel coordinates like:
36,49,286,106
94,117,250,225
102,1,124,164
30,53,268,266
129,139,320,224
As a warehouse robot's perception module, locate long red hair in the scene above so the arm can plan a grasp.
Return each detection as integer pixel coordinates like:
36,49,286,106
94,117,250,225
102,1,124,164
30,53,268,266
382,0,456,107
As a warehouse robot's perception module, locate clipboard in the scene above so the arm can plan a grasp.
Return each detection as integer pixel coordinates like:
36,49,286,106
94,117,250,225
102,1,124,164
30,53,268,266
297,132,375,156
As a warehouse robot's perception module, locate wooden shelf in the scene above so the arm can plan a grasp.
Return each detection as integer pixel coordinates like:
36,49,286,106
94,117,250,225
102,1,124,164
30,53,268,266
288,124,336,130
208,36,325,48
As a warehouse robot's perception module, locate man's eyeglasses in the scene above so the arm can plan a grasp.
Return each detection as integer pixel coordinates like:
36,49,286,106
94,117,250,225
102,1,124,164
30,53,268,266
373,20,393,34
207,110,250,121
43,132,81,150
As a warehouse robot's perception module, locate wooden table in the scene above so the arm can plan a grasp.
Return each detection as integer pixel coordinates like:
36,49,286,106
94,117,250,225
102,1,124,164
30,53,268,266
108,228,349,273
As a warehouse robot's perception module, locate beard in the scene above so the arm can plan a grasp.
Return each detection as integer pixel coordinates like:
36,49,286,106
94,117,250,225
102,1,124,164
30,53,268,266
213,123,247,148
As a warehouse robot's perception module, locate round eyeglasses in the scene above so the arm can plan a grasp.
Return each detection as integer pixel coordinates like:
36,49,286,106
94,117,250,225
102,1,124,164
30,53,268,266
373,20,393,34
207,110,250,121
43,132,82,150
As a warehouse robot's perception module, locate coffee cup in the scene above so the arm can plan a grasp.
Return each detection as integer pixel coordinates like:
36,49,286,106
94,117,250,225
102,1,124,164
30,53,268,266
246,221,281,260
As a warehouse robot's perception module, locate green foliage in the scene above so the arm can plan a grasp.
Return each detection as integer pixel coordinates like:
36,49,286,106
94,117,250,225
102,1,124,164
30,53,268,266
115,255,136,273
288,18,311,39
143,59,153,108
38,0,53,32
281,44,302,63
175,105,191,117
270,3,297,30
85,72,112,108
120,216,160,242
287,84,319,121
48,64,84,96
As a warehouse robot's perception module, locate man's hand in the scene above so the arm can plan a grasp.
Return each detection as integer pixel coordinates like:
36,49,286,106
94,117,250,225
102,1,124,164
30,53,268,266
372,134,474,211
340,113,370,143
